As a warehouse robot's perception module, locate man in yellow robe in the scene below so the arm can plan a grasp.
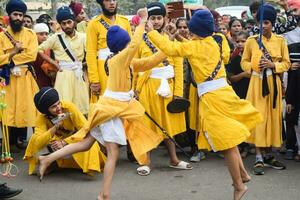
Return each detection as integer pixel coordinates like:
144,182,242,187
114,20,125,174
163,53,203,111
38,7,89,115
0,0,38,150
87,0,132,102
135,2,190,176
241,4,290,175
24,87,106,175
145,9,263,200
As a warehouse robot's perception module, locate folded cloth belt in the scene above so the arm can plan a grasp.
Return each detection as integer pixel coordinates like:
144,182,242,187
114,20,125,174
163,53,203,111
90,89,134,145
10,64,29,76
98,48,112,61
197,78,228,97
103,89,134,102
252,68,278,108
59,61,83,80
149,65,175,98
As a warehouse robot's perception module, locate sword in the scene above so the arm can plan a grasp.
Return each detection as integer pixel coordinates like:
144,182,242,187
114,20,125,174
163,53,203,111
144,111,191,158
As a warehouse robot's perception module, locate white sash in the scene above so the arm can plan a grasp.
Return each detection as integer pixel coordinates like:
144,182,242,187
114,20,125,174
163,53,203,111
103,89,134,102
10,64,28,76
252,68,273,79
197,78,228,97
59,61,83,80
98,48,112,61
149,65,175,98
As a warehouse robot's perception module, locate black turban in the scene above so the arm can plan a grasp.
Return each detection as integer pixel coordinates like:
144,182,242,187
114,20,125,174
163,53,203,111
34,87,59,115
147,2,166,17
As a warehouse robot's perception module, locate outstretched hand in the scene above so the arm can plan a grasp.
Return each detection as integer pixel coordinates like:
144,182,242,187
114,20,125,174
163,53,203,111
137,8,148,21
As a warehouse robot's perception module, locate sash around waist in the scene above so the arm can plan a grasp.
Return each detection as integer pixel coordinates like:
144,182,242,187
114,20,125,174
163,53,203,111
103,89,134,102
252,68,273,78
59,61,83,70
197,78,228,97
149,65,175,79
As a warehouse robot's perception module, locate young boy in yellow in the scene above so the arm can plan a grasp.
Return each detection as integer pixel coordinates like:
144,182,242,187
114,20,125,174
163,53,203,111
241,4,290,175
145,9,263,200
135,2,190,176
37,8,167,200
24,87,106,175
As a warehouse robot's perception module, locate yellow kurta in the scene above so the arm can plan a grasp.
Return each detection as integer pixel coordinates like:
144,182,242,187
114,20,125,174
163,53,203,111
80,24,165,165
86,14,131,101
241,34,290,147
39,31,89,114
135,34,186,137
148,30,263,151
24,101,106,175
0,27,39,127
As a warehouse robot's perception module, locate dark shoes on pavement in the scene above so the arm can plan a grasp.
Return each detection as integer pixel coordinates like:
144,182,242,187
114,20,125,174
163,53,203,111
264,156,286,170
0,183,22,199
253,156,286,175
253,161,265,175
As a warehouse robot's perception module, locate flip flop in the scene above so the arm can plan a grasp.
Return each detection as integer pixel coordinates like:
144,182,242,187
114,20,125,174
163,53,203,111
137,165,151,176
169,161,193,170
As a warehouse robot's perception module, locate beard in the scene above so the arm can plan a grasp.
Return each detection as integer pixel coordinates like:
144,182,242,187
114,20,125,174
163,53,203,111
101,5,117,16
62,25,75,36
9,17,23,33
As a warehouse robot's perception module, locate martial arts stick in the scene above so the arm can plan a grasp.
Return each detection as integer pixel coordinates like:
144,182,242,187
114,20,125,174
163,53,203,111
144,111,191,158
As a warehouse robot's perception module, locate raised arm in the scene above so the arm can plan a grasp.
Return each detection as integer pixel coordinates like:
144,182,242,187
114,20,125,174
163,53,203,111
147,30,190,58
131,50,167,72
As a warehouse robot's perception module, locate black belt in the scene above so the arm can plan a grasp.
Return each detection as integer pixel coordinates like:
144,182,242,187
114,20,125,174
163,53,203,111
261,68,278,109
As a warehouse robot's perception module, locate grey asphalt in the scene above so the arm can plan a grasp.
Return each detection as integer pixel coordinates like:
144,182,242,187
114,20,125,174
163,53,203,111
3,147,300,200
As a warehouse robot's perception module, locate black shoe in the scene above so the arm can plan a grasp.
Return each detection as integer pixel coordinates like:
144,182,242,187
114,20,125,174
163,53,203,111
264,156,286,170
0,183,22,199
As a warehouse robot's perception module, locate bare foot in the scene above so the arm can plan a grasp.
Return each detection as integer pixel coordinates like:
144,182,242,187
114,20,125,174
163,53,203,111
232,175,251,186
234,185,248,200
38,155,51,181
97,192,109,200
241,174,251,183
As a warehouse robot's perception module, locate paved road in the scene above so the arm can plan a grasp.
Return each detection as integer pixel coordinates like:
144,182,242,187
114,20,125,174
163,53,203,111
3,147,300,200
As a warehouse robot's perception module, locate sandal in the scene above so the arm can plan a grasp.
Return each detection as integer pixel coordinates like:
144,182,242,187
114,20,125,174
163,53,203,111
169,161,193,170
137,165,151,176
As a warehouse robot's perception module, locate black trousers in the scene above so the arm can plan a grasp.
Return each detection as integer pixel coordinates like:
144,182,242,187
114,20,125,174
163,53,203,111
8,127,27,145
285,118,297,151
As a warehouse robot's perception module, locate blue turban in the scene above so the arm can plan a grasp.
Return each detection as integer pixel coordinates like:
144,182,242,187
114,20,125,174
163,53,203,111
188,10,215,38
256,4,277,26
107,26,131,54
6,0,27,15
56,6,75,24
34,87,59,115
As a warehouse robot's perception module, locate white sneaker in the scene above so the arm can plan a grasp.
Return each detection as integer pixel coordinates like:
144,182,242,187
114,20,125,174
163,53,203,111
190,151,206,162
